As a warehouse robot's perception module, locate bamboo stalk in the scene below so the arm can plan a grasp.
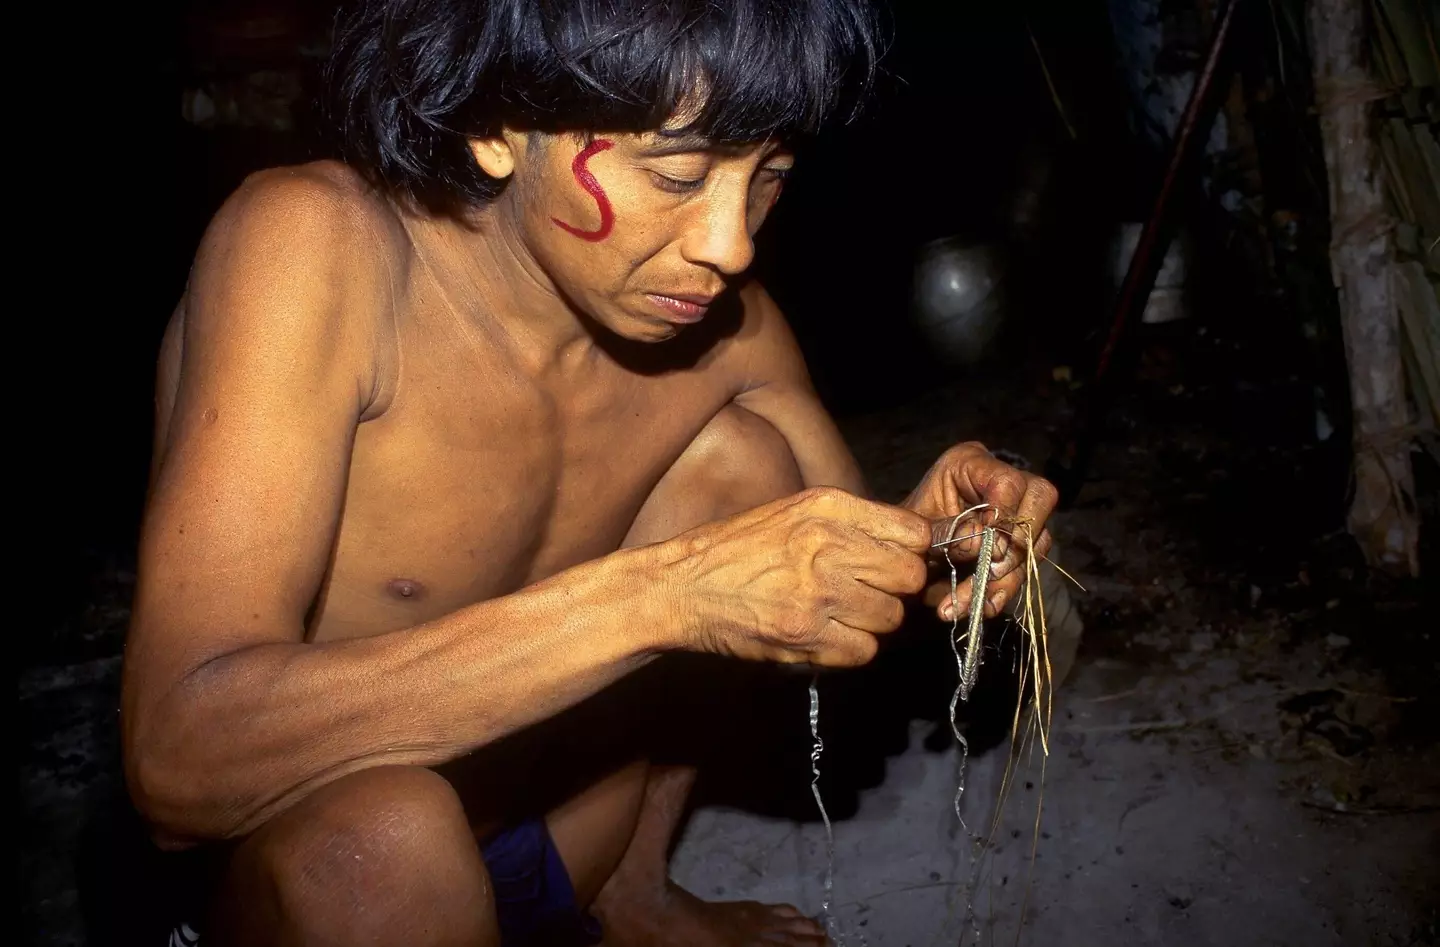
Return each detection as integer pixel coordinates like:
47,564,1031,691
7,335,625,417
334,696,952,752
1308,0,1421,575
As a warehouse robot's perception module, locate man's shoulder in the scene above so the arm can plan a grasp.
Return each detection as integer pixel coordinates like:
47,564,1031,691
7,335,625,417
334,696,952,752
711,280,810,392
191,160,408,335
182,162,405,409
208,160,407,268
730,280,799,354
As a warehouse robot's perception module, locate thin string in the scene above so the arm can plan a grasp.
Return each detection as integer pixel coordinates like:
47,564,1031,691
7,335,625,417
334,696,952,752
807,504,994,944
807,674,841,944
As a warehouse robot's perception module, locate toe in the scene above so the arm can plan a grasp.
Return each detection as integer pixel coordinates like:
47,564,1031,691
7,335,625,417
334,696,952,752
761,904,828,941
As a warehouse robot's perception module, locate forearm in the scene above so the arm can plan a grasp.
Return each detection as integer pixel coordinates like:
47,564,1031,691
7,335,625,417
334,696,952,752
128,543,679,844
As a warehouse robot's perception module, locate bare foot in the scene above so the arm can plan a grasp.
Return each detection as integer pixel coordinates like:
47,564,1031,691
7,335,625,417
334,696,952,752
595,878,830,946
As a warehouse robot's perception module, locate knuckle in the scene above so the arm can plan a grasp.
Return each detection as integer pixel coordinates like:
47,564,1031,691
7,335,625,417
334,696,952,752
903,555,929,594
776,602,819,646
903,512,932,548
996,466,1026,489
852,635,879,665
794,519,833,552
800,484,846,509
1033,478,1060,507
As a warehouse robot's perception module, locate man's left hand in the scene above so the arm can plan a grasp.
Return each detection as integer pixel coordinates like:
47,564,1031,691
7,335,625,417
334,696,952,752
902,441,1059,622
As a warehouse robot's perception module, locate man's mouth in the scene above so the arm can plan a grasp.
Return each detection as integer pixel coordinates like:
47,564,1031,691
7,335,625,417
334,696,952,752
644,292,717,323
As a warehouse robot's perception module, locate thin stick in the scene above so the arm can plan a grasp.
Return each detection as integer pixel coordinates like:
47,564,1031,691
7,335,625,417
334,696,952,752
938,505,995,826
960,527,997,702
1027,22,1078,141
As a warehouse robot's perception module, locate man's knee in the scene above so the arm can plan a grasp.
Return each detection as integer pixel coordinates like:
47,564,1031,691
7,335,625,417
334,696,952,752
685,404,803,500
268,766,471,883
629,405,803,545
216,766,497,946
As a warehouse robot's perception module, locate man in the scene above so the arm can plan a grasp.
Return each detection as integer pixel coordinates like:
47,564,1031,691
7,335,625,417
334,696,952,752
122,0,1058,944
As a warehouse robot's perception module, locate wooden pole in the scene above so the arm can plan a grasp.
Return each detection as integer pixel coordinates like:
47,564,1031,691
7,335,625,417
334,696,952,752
1307,0,1420,576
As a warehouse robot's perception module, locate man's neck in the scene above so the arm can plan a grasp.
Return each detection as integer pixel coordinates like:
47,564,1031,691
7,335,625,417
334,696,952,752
412,201,598,371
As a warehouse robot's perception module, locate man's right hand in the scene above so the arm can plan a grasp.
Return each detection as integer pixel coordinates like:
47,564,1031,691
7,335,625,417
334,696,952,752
656,487,932,667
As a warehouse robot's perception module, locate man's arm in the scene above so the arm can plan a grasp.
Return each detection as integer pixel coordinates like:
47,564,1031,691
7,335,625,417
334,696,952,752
124,182,934,849
122,171,666,846
729,283,869,495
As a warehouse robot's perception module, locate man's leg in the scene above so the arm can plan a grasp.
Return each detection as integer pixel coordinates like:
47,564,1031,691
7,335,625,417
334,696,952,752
573,404,826,945
208,766,501,947
204,406,817,947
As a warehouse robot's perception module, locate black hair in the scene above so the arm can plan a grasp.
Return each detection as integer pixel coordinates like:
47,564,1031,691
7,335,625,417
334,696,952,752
326,0,883,212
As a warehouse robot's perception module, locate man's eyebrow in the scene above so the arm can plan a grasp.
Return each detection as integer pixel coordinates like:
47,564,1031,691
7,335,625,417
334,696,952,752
635,135,792,162
636,133,716,157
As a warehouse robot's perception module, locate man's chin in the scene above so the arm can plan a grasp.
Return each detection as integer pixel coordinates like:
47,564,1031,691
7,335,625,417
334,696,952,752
605,309,689,344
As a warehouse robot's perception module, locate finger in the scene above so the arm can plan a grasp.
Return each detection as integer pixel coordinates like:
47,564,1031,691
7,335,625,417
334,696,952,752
983,583,1010,619
828,492,931,552
960,452,1028,520
937,576,976,622
989,525,1054,583
1014,477,1061,544
938,570,1021,621
1034,527,1054,562
984,572,1023,615
987,540,1022,581
848,541,929,597
926,516,990,562
807,622,881,668
829,581,908,634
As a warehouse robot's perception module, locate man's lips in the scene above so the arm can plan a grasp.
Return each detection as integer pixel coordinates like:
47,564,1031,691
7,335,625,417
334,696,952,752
644,292,718,323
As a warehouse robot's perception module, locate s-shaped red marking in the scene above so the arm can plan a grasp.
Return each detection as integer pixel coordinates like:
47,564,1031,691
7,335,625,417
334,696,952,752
551,139,615,241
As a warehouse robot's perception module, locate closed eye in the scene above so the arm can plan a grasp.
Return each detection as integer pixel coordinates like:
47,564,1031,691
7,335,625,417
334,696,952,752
650,172,706,194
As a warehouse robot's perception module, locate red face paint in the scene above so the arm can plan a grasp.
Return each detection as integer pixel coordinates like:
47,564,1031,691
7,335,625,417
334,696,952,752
551,139,615,242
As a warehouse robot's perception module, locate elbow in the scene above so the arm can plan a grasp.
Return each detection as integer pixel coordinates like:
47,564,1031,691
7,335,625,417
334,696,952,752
125,725,215,847
123,696,242,846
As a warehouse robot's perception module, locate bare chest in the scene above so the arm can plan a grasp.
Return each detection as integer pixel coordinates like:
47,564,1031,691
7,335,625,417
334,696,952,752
309,343,729,640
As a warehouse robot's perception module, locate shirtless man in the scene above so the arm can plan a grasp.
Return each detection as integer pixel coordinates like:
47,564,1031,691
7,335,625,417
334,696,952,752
121,0,1057,944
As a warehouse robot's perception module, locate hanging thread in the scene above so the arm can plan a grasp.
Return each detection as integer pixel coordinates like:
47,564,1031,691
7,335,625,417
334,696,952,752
807,673,841,943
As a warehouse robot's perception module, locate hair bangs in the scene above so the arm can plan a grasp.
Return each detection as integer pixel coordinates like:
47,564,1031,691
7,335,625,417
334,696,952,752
328,0,884,212
531,0,879,142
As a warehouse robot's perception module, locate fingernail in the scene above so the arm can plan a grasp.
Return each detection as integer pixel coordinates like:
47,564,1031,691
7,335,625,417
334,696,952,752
940,601,956,621
990,557,1016,580
989,590,1006,613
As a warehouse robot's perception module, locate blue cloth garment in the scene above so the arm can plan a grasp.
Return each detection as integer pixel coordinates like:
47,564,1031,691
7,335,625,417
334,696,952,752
161,817,601,946
480,818,604,947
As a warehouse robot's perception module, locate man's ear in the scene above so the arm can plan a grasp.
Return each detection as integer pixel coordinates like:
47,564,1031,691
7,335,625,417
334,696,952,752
468,135,517,179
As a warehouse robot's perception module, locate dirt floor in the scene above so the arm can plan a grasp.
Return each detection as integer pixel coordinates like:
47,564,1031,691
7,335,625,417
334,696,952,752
673,361,1440,946
21,311,1440,945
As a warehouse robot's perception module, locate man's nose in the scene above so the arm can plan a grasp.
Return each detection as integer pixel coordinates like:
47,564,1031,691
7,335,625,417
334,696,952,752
680,191,755,276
